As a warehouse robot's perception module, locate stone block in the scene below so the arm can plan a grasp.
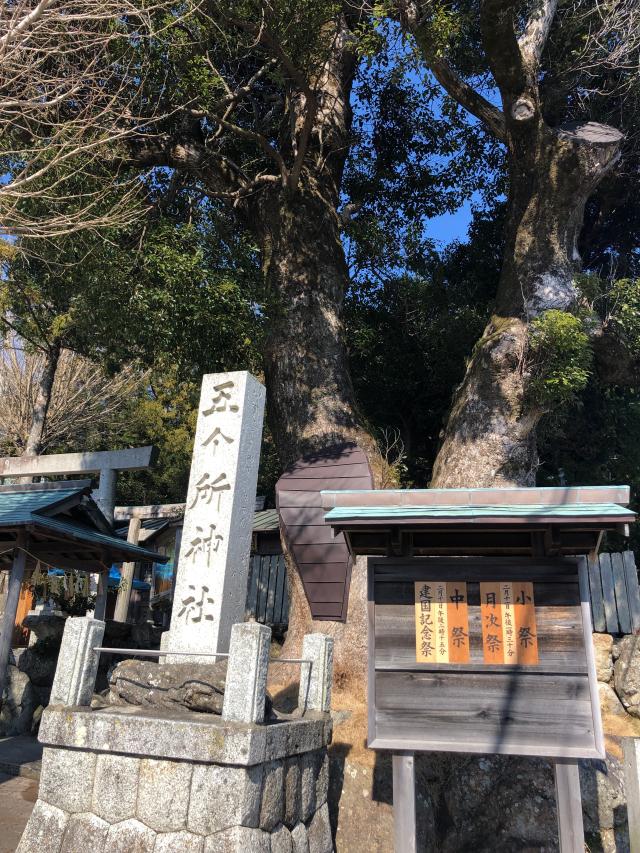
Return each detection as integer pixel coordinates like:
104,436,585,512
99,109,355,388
107,818,156,853
259,760,284,831
50,617,105,707
137,758,192,831
61,812,109,853
222,622,271,724
39,705,268,767
92,753,140,822
300,751,321,822
291,823,310,853
38,747,95,813
16,800,68,853
204,827,270,853
284,757,302,828
307,803,333,853
188,763,263,835
154,830,204,852
271,824,293,853
593,633,614,683
315,753,329,808
298,635,333,713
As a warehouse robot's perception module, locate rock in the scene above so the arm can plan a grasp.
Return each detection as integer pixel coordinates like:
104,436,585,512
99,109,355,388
60,812,109,853
31,705,43,735
23,614,66,646
136,758,192,832
598,682,639,737
0,665,38,735
592,633,614,682
107,658,274,716
307,803,333,853
106,818,156,853
613,634,640,717
18,646,58,687
107,659,227,714
187,764,263,835
92,753,139,823
204,827,270,853
15,800,68,853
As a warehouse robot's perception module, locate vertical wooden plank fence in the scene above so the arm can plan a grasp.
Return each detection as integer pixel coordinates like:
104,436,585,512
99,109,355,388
245,553,289,627
588,551,640,634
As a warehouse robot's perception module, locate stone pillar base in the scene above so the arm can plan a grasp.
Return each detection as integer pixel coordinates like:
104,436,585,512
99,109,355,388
18,705,334,853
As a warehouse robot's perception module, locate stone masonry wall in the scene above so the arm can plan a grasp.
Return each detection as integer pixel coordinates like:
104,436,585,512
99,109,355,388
17,707,334,853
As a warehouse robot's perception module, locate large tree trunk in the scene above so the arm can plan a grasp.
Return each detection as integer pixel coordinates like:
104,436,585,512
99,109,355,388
431,122,622,488
253,180,379,685
22,337,62,458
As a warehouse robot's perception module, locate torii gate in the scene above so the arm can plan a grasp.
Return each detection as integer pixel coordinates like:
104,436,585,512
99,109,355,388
0,446,157,525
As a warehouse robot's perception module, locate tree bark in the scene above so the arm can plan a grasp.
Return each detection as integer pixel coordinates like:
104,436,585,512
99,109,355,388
22,336,62,458
431,122,622,488
255,182,376,468
251,181,378,682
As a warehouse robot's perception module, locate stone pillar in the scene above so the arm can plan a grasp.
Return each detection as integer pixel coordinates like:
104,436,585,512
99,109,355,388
167,372,265,661
222,622,271,724
95,468,117,526
0,533,27,700
624,738,640,853
298,634,334,713
50,617,105,706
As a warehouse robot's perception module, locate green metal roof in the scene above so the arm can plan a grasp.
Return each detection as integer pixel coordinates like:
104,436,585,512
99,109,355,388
325,502,635,522
34,516,168,562
253,508,280,532
0,486,83,523
0,483,166,562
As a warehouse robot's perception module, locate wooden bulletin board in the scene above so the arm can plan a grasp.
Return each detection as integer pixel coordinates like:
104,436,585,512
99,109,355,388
367,556,604,759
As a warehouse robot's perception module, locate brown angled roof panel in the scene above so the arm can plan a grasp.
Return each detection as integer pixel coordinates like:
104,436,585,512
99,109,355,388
276,443,373,622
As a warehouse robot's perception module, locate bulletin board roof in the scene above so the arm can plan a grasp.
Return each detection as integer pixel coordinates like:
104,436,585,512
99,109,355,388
321,486,634,558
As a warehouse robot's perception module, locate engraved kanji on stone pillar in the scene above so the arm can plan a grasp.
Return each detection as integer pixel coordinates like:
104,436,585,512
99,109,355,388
167,372,265,661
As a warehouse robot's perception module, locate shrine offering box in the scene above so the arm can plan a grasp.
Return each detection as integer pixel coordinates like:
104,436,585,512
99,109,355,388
367,556,604,759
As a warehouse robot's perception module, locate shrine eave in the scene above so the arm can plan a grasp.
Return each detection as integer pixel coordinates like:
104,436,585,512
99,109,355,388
321,486,634,558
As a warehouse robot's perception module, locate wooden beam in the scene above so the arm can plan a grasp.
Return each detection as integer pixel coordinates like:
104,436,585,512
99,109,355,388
113,517,141,623
0,446,157,478
114,503,185,522
393,752,417,853
623,738,640,853
0,532,27,699
554,760,585,852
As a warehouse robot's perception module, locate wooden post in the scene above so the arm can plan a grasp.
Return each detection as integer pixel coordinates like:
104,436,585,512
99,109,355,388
113,517,141,623
94,567,108,621
393,752,417,853
554,760,585,853
0,532,27,700
624,738,640,853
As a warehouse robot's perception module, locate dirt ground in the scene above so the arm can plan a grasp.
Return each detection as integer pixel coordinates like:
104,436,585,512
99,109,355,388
0,773,36,852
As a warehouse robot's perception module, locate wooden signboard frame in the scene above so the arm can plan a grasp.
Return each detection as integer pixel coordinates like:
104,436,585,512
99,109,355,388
367,555,604,760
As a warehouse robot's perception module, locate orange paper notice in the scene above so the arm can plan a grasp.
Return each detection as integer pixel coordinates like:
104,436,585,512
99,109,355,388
480,581,539,665
415,581,469,663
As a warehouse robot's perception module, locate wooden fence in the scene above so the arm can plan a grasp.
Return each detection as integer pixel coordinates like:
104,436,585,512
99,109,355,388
245,553,289,627
588,550,640,635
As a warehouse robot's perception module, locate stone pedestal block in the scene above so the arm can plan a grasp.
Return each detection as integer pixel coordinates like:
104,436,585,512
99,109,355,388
17,705,334,852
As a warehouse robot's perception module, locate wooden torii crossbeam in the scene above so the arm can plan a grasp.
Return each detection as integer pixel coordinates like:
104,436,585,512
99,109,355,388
0,446,157,525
